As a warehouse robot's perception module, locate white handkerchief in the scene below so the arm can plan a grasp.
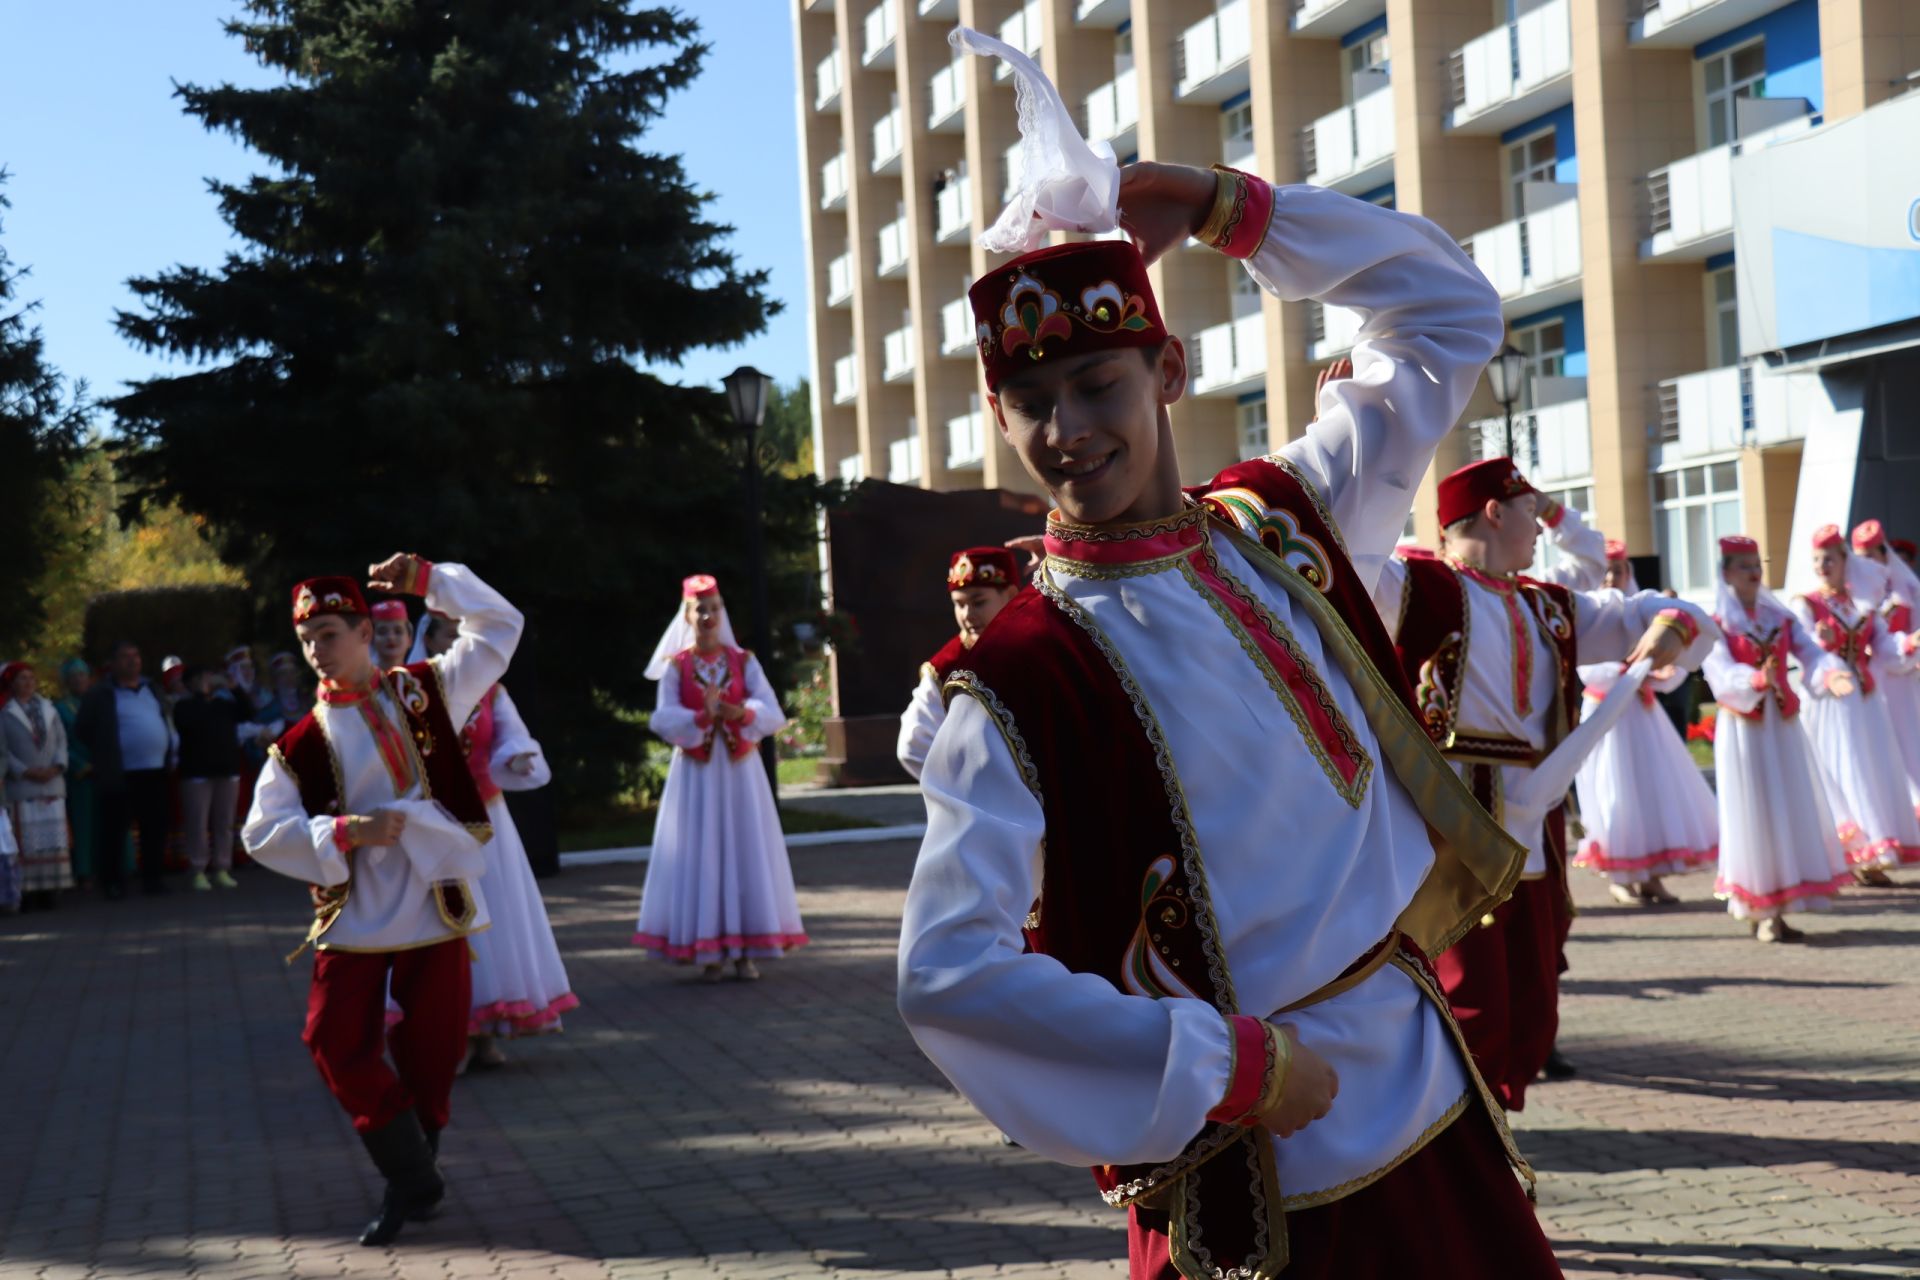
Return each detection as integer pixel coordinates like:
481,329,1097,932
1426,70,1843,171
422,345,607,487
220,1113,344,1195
949,26,1121,254
1505,658,1654,827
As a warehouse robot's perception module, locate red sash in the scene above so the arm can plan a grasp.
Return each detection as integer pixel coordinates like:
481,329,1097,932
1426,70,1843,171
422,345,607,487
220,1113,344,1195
674,647,757,763
1801,589,1876,696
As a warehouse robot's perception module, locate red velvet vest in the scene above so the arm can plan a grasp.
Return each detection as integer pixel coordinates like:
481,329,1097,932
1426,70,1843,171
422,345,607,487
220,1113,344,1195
1801,589,1877,696
673,646,756,762
460,685,503,803
945,460,1431,1280
1717,614,1801,722
273,660,491,952
920,633,971,687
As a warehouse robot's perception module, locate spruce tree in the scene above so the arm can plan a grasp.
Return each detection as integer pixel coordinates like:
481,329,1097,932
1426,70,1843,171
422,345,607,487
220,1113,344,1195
111,3,824,808
0,175,91,657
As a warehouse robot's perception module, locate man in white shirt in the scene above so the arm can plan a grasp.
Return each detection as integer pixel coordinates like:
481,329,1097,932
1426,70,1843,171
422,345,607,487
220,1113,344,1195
75,640,179,899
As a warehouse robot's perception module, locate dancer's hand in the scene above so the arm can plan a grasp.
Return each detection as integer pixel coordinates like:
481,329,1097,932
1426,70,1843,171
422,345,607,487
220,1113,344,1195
1625,619,1686,670
1116,162,1216,265
1258,1025,1339,1139
349,809,408,847
367,553,431,596
1005,534,1046,577
506,753,537,777
1826,669,1857,697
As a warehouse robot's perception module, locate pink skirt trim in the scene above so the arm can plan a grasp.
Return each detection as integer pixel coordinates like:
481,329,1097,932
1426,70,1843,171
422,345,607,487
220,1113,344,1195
1574,842,1718,875
1714,873,1851,912
630,930,810,961
1843,835,1920,867
468,992,579,1037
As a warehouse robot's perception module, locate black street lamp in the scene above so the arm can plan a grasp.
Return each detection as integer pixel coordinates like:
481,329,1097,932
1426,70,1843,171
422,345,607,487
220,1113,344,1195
722,364,780,794
1485,343,1527,462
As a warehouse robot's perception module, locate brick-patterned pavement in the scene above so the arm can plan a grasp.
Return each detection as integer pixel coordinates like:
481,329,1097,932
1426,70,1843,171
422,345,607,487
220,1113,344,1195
1,841,1916,1279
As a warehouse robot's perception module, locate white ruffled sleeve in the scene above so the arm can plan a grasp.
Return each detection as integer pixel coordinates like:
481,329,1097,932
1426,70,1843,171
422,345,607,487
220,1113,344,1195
739,656,787,747
423,563,525,728
896,670,946,781
240,749,352,887
487,687,551,792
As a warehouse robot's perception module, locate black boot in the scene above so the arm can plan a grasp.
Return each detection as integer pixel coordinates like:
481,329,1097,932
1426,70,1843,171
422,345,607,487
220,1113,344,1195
357,1110,445,1246
1542,1048,1578,1081
414,1123,443,1220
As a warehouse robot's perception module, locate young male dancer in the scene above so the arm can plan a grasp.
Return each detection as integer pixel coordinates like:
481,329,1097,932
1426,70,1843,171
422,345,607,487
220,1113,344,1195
896,546,1022,780
242,554,522,1246
897,163,1570,1278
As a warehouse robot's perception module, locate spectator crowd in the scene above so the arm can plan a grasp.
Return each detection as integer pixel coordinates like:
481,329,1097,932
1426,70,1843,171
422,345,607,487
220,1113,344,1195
0,642,307,911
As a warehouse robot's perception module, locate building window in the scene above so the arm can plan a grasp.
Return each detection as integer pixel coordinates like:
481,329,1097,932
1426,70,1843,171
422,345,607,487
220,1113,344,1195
1343,30,1390,101
1115,29,1133,74
1708,267,1738,367
1238,398,1269,459
1532,483,1593,580
1504,128,1557,218
1511,317,1565,410
1230,259,1261,317
1702,39,1766,148
1221,100,1254,167
1654,460,1742,597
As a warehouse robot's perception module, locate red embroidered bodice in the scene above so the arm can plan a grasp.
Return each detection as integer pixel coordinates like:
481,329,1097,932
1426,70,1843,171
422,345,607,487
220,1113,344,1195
459,686,503,803
1801,589,1876,696
674,646,756,763
1719,614,1801,721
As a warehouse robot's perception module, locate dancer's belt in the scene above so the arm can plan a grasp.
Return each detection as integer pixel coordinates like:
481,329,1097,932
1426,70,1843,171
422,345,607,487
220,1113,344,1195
1443,730,1541,768
1277,931,1399,1015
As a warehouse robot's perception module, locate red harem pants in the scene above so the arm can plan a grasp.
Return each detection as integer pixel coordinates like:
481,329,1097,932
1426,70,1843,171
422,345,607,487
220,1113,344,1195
303,938,471,1134
1128,1105,1563,1279
1433,874,1572,1113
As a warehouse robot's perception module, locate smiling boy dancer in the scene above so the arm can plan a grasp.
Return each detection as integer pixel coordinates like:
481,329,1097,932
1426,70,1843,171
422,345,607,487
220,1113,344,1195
242,554,522,1246
896,164,1566,1278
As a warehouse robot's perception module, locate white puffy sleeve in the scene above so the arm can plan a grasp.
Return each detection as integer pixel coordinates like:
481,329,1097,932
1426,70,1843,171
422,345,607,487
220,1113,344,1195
487,687,551,792
738,656,788,747
1703,637,1765,716
241,749,352,887
423,563,525,729
650,664,708,750
1540,506,1608,591
1573,591,1716,671
897,695,1236,1167
896,670,946,781
1241,187,1503,593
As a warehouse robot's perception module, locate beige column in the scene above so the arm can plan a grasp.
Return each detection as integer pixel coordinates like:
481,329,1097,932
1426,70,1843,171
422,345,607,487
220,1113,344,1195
1740,443,1805,588
1387,0,1504,550
794,3,859,482
1822,0,1920,120
1569,0,1707,555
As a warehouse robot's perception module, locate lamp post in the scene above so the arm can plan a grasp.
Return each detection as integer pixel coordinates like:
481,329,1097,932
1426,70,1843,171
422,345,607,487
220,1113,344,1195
1485,343,1527,461
722,364,780,793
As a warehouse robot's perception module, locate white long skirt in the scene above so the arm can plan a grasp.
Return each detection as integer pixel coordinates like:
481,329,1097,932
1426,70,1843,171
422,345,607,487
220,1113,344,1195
633,747,808,963
1573,696,1719,885
468,793,578,1037
1802,686,1920,869
1878,670,1920,810
1712,703,1850,918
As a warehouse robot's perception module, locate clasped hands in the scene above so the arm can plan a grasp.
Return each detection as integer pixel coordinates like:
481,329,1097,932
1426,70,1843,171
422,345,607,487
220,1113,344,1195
702,687,748,723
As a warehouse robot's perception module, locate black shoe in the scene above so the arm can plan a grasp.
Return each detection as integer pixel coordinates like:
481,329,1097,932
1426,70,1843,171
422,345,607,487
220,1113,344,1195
357,1110,445,1246
1542,1049,1578,1081
103,882,127,902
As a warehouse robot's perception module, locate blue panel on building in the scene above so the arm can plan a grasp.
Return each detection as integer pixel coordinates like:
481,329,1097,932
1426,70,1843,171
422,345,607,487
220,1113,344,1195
1704,250,1736,271
1772,229,1920,349
1500,104,1579,185
1357,182,1396,207
1508,301,1588,378
1237,390,1266,406
1694,0,1822,114
1341,14,1388,47
1222,90,1251,111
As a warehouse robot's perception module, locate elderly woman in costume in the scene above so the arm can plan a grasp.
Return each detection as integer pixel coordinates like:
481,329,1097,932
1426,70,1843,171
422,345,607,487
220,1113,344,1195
1573,540,1720,904
2,662,75,908
1703,534,1853,941
633,575,806,981
411,614,578,1066
1793,523,1920,886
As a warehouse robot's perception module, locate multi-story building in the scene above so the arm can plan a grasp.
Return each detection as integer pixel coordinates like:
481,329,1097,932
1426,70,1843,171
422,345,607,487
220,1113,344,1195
790,0,1920,600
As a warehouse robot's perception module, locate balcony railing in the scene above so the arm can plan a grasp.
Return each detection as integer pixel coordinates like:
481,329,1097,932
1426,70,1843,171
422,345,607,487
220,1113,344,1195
1632,0,1799,48
862,0,897,68
948,407,985,469
1076,0,1130,25
1301,83,1394,193
936,174,972,243
819,152,848,210
833,354,859,405
838,454,865,485
928,59,967,131
1466,398,1591,485
883,324,916,383
1461,193,1581,312
1190,313,1267,396
814,48,842,112
919,0,959,16
888,432,923,484
1643,109,1816,260
1447,0,1572,133
826,252,853,307
1309,301,1363,362
1175,0,1252,102
877,216,910,276
871,106,904,173
996,2,1042,81
941,298,975,357
1655,365,1752,453
1291,0,1387,39
1085,67,1140,148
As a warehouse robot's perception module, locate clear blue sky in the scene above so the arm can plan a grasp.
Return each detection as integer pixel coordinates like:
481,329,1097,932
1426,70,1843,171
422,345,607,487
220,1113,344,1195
0,1,808,404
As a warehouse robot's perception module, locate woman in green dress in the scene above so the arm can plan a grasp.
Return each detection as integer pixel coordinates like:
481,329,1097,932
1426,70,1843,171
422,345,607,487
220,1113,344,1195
53,657,98,886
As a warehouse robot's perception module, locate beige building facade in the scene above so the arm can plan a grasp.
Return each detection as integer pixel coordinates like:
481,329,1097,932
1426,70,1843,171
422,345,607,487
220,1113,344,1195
791,0,1920,598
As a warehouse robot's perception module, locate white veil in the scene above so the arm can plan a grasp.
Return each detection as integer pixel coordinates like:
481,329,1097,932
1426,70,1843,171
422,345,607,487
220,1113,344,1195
645,598,739,682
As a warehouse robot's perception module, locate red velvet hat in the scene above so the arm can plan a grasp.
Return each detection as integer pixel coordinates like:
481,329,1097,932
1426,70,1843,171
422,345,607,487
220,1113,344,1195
1719,534,1759,557
1437,457,1535,529
1811,523,1846,552
1894,538,1918,560
1604,538,1629,562
369,600,409,623
291,576,368,625
682,574,720,599
1851,519,1885,553
968,240,1166,391
947,547,1020,591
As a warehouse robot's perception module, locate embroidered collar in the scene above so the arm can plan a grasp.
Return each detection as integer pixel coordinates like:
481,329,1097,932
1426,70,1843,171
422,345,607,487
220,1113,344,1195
1445,555,1522,591
1813,583,1851,605
319,677,382,706
1043,502,1208,567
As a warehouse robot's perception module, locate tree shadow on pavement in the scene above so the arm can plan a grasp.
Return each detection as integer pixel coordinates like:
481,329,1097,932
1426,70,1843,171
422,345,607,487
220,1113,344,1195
1528,1125,1920,1176
1559,973,1890,1001
1547,1237,1920,1279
